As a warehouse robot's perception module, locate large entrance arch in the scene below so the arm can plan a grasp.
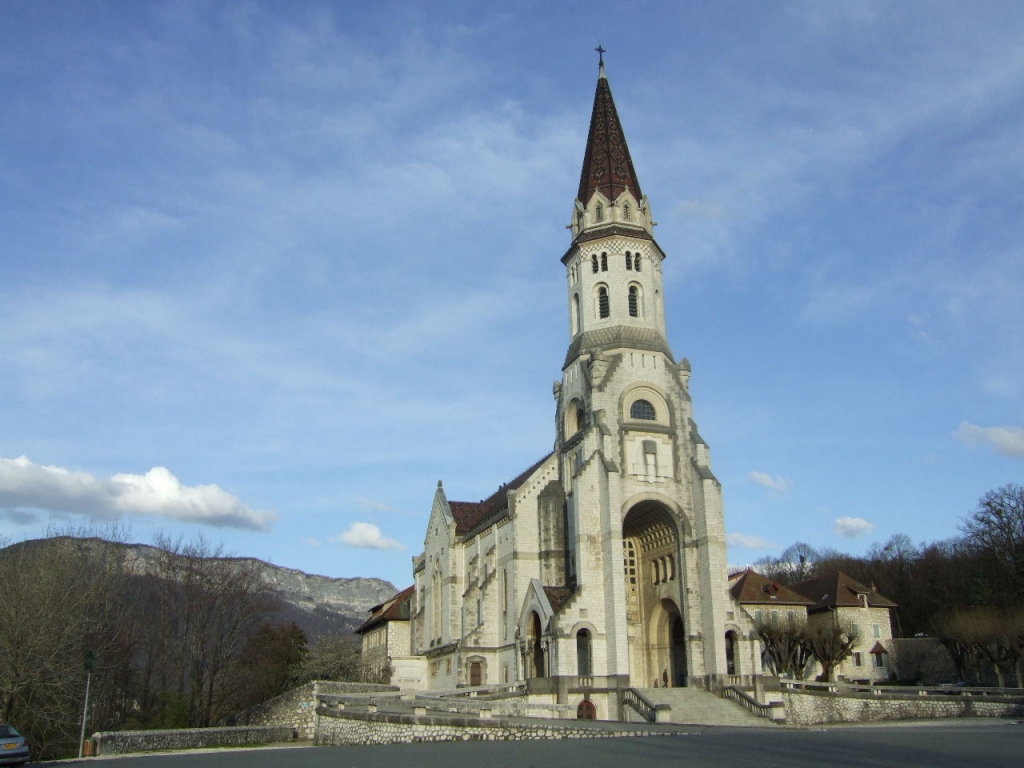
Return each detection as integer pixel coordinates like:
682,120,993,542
623,500,687,687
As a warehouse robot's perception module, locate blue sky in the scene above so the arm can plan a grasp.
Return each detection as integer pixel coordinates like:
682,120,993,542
2,1,1022,589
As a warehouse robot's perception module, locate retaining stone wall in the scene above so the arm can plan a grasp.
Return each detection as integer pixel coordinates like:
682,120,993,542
241,681,399,739
316,708,666,745
93,725,294,755
783,689,1024,726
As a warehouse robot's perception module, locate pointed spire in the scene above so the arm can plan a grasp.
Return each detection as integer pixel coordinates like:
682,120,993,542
577,54,642,207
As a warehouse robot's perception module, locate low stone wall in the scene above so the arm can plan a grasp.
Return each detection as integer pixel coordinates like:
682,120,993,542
783,688,1024,726
92,725,294,756
241,680,399,739
316,708,667,745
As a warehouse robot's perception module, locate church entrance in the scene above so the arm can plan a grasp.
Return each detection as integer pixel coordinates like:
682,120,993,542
528,611,545,678
622,501,686,688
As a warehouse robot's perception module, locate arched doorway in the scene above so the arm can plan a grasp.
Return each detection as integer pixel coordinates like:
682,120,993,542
528,612,545,678
725,630,737,676
576,699,596,720
622,501,685,688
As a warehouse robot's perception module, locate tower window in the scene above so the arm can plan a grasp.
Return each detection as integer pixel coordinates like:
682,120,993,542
623,202,631,221
626,252,632,270
598,286,609,318
630,400,656,420
591,255,598,273
628,285,639,317
600,252,608,271
596,203,604,222
634,255,641,271
572,294,581,335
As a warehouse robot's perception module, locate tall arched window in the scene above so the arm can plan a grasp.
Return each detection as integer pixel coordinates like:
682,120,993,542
596,203,604,222
576,629,592,676
628,285,639,317
625,251,633,270
572,293,580,335
591,254,598,273
600,252,608,272
634,254,641,271
630,399,656,420
598,286,609,318
623,202,631,221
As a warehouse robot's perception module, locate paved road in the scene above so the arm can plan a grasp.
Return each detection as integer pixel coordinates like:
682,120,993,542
46,721,1024,768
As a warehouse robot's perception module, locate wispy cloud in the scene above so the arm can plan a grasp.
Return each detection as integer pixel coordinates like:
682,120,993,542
727,532,775,549
748,471,793,494
954,421,1024,459
833,516,875,539
333,521,404,550
0,456,275,531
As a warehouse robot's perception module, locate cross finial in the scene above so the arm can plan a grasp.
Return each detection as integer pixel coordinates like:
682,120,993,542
595,44,606,67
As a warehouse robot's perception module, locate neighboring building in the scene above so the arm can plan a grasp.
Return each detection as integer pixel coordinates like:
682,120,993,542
359,59,761,720
729,569,815,680
790,571,898,683
354,585,414,684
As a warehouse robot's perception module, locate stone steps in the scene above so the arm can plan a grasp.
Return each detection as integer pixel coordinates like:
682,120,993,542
636,687,769,727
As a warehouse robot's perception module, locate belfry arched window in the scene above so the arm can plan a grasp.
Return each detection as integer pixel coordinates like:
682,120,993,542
630,399,656,420
600,252,608,271
591,255,598,273
634,254,641,271
598,286,609,318
625,251,633,271
572,294,581,335
576,629,592,676
628,285,640,317
623,202,631,221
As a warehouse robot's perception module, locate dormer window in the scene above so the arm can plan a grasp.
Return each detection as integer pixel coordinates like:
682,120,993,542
623,202,631,221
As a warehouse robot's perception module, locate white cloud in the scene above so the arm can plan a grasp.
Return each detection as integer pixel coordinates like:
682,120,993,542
0,456,275,531
354,496,398,513
303,537,322,548
726,532,775,549
954,421,1024,459
748,471,793,493
333,521,404,550
833,516,875,539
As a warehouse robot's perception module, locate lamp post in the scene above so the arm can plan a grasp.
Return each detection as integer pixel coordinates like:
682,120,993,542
78,650,96,759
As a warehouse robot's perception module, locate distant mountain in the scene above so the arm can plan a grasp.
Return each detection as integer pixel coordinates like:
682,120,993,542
1,537,398,640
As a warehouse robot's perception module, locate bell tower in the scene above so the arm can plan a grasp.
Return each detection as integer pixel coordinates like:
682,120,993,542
553,58,734,691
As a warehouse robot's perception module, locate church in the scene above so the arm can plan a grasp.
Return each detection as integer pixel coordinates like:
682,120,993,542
358,59,762,720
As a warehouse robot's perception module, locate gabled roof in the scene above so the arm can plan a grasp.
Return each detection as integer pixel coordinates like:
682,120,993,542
577,64,643,207
447,453,553,537
543,586,574,614
790,571,898,613
355,584,414,635
729,568,814,607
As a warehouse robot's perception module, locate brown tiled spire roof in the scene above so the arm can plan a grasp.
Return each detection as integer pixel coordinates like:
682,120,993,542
577,62,643,206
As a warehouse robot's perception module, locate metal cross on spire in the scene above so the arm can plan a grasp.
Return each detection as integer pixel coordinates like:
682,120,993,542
595,44,606,66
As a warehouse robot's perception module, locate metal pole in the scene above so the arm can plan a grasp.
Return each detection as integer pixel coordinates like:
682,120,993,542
78,670,91,759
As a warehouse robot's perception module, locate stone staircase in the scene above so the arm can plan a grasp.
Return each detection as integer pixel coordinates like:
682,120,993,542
635,687,770,727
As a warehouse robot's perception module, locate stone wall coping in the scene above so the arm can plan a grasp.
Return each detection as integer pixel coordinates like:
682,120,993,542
781,681,1024,701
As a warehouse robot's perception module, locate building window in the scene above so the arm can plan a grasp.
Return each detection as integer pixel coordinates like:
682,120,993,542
577,629,592,676
572,294,580,335
643,439,657,479
873,624,881,638
623,202,631,221
630,399,656,420
600,252,608,271
596,203,604,222
853,652,863,667
591,254,598,273
634,254,641,271
628,285,639,317
873,652,887,668
626,252,633,270
598,286,609,318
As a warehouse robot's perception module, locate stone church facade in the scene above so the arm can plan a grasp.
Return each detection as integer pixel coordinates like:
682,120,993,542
367,62,761,719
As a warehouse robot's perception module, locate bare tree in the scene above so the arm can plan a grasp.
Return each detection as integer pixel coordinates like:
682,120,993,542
753,613,814,680
961,484,1024,606
806,620,860,682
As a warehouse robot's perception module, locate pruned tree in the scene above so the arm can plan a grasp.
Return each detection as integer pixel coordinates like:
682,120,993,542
806,620,860,682
753,612,814,680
